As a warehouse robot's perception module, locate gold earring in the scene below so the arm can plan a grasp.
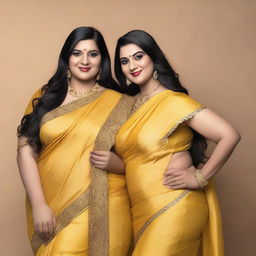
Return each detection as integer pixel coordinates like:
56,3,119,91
67,69,72,79
126,78,132,86
96,68,102,82
153,70,158,80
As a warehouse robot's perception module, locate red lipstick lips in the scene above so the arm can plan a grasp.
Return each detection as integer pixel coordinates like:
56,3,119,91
79,67,91,72
131,70,142,77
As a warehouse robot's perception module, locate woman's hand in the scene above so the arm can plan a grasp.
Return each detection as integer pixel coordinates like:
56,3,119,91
163,166,201,190
90,150,125,174
32,203,56,242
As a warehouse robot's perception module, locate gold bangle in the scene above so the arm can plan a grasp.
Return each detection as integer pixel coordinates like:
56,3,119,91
194,169,209,188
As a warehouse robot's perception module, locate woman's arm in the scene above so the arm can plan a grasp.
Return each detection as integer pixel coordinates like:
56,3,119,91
188,108,241,180
17,136,56,241
163,108,241,190
90,150,125,174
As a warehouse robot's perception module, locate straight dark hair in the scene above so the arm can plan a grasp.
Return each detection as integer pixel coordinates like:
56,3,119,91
114,30,207,167
18,26,120,152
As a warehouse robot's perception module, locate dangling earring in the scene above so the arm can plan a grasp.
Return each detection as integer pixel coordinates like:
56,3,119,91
67,69,72,85
96,67,102,82
67,69,72,79
126,78,132,86
153,70,158,80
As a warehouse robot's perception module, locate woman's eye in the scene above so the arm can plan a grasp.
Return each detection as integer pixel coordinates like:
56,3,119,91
72,51,81,56
135,54,143,60
88,51,98,57
121,59,128,65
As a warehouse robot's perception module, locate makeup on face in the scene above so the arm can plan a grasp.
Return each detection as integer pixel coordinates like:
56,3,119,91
69,40,101,81
120,44,154,85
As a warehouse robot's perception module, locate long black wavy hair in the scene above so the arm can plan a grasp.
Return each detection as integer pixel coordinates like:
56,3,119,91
18,26,120,153
114,30,207,167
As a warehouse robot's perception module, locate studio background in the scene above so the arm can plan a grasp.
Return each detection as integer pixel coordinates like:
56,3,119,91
0,0,255,255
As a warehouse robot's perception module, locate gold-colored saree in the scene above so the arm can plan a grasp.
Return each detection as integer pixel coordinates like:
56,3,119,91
24,89,133,256
115,90,225,256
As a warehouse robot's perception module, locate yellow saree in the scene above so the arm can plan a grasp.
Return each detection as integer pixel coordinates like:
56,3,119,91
24,89,133,256
115,90,225,256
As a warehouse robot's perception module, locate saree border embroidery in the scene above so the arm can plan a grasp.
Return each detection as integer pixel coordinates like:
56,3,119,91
88,94,135,256
161,106,205,141
134,190,190,245
41,90,106,126
31,188,90,254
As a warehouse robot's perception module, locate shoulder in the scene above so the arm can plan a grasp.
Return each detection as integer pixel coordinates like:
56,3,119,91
162,90,204,110
24,87,44,115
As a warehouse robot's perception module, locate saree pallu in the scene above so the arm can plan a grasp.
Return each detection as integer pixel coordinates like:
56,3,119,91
115,90,225,256
24,89,133,255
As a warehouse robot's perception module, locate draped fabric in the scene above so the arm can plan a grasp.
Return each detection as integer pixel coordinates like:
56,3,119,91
24,89,133,255
115,90,225,256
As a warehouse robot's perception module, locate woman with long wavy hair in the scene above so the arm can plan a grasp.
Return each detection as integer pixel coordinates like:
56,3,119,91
17,27,133,256
92,30,240,256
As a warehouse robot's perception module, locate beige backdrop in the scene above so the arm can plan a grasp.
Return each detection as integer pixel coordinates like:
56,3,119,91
0,0,255,255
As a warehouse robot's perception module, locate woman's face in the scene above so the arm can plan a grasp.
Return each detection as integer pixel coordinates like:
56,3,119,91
119,43,154,85
69,39,101,82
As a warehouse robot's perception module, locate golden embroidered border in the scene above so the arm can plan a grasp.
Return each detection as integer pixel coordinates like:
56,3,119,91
31,188,90,254
88,94,135,256
134,190,190,245
41,90,106,126
161,106,205,141
30,93,134,255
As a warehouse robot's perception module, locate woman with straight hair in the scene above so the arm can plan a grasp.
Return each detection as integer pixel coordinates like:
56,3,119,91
17,26,133,256
92,30,240,256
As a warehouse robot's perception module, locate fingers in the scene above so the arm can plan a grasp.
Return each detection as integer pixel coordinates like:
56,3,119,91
164,168,181,177
39,222,48,242
90,154,106,162
163,176,181,185
167,183,186,190
36,218,56,243
47,220,55,239
91,161,105,169
163,174,186,190
43,222,51,241
90,151,111,170
91,150,109,156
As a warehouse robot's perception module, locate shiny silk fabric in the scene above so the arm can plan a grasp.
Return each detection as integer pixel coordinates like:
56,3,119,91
24,89,132,255
115,90,225,256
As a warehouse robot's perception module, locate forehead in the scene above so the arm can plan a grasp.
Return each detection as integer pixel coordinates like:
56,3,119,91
120,43,143,57
74,39,99,50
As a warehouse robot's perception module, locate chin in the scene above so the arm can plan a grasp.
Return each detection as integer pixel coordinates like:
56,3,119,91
79,74,96,81
132,78,147,86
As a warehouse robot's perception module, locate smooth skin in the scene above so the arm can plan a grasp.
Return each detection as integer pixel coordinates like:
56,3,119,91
91,43,241,189
17,39,115,242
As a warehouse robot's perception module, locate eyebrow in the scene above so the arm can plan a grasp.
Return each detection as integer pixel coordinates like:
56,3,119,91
120,50,144,59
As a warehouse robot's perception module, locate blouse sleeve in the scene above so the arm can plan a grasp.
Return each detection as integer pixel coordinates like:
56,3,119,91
161,93,205,140
24,88,43,115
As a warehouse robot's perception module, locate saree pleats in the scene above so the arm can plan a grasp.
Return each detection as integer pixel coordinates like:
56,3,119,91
115,90,225,256
25,89,133,255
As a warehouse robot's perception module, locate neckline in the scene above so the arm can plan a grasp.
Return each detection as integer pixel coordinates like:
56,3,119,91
41,89,108,126
131,89,171,114
59,88,107,109
116,90,173,138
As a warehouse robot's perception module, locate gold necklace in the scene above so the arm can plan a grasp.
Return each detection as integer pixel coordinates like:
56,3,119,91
132,82,161,112
68,83,99,98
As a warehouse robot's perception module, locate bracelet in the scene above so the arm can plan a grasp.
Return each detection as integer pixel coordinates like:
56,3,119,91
194,169,209,189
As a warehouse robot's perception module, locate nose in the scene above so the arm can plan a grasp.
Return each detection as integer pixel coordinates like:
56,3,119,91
81,54,89,65
129,59,137,71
